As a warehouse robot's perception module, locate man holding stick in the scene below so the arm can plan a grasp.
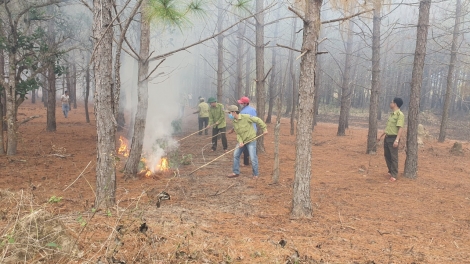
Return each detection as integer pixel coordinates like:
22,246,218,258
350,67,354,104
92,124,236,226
226,105,268,179
193,97,209,135
377,97,405,182
208,97,228,152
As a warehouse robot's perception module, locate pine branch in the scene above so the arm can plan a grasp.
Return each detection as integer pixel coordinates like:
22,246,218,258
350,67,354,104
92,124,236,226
288,6,305,22
148,3,276,63
321,9,373,24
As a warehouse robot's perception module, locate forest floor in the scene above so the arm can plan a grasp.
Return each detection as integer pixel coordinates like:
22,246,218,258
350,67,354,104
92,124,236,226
1,101,470,263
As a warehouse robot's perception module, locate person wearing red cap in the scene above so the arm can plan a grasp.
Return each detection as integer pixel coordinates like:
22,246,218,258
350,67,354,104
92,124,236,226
229,97,257,166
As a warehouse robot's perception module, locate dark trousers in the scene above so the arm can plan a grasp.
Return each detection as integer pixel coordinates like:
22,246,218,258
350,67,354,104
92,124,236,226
384,136,399,178
212,127,227,151
198,117,209,135
242,146,250,165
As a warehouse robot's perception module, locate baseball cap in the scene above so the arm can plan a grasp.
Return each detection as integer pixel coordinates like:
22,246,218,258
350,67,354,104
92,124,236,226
237,96,250,104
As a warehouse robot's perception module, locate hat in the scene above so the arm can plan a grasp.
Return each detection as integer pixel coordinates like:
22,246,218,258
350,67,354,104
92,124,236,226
207,97,217,103
225,105,239,113
237,96,250,104
199,97,205,102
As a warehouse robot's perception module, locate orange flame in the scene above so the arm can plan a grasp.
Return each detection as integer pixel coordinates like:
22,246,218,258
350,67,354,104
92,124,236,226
159,158,169,172
139,157,169,177
118,136,130,157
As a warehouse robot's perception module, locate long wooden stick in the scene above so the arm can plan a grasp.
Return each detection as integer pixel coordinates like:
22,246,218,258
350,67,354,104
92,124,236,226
188,134,265,175
63,161,92,191
177,124,215,142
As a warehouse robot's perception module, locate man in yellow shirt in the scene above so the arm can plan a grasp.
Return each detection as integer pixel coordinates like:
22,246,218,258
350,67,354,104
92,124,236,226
193,97,209,135
208,97,227,151
225,105,268,179
378,97,405,182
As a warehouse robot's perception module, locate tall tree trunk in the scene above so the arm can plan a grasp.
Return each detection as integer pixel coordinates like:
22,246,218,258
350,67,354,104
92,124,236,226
313,59,320,128
5,52,18,155
289,20,298,136
245,40,251,97
272,95,283,183
42,86,48,107
0,49,4,154
46,6,56,132
123,3,150,177
366,1,382,154
72,64,77,109
93,0,116,208
0,96,3,155
46,68,56,131
266,50,277,124
31,88,36,104
255,0,266,152
85,65,90,123
292,0,322,218
438,0,461,142
236,23,245,100
404,0,431,179
266,11,281,124
216,0,224,103
337,19,354,136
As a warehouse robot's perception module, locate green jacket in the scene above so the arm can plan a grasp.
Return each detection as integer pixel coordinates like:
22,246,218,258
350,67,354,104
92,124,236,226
197,102,209,118
385,109,405,135
233,114,267,144
209,103,226,128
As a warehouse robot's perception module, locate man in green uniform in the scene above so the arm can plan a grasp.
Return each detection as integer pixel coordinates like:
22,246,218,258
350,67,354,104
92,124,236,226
193,97,209,135
208,97,227,151
225,105,268,179
378,97,405,182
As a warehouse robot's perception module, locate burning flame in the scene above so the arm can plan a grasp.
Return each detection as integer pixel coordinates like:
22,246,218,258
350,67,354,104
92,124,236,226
159,158,169,172
118,136,130,157
139,157,169,177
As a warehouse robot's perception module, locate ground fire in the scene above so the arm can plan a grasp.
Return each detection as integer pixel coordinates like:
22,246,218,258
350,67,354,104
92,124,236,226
118,136,130,157
139,157,170,177
118,136,170,176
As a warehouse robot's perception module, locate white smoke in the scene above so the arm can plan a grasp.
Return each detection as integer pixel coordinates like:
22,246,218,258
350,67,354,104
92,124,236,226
119,28,199,172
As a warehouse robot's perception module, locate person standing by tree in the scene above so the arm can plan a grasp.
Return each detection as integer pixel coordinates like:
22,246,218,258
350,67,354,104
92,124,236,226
229,96,257,166
378,97,405,182
226,105,268,179
208,97,227,152
193,97,209,135
61,91,70,118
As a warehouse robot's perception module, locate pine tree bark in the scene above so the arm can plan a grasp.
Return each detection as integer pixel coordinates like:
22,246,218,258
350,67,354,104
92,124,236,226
31,89,36,104
123,2,150,177
337,19,354,136
291,0,322,218
245,41,251,97
255,0,266,152
5,51,18,155
42,86,48,107
266,13,281,124
46,6,56,132
272,97,282,184
404,0,431,179
93,0,116,208
46,68,56,131
236,23,245,100
85,65,90,123
216,0,224,103
0,98,3,155
72,64,77,109
438,0,461,142
0,49,4,154
266,49,277,124
289,20,298,136
366,1,382,154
